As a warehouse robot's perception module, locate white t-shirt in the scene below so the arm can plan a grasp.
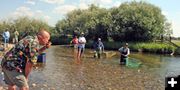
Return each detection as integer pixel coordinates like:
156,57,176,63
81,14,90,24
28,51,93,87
78,36,86,48
118,47,130,56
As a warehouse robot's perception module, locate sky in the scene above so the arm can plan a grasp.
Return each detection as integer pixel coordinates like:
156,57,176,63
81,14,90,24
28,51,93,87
0,0,179,37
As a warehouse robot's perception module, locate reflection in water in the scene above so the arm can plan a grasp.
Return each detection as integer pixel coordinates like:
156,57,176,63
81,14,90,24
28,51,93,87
0,46,180,90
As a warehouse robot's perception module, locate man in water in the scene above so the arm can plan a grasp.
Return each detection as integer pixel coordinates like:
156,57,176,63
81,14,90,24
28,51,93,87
118,43,130,65
1,29,51,90
93,38,104,59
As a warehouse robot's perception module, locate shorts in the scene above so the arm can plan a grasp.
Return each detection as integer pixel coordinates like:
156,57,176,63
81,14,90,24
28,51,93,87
78,46,85,54
2,68,28,88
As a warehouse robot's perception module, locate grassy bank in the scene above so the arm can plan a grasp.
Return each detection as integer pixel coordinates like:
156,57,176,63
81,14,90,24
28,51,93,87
86,41,177,54
172,40,180,47
50,36,177,54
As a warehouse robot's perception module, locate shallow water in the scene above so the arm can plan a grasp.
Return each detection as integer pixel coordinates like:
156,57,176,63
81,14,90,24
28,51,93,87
0,46,180,90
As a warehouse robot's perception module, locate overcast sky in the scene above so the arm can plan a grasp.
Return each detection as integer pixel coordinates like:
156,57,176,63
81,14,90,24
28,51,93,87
0,0,179,37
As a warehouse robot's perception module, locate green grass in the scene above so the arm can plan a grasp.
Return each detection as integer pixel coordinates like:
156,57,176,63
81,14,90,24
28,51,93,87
86,41,177,54
131,42,176,53
172,40,180,47
52,37,177,54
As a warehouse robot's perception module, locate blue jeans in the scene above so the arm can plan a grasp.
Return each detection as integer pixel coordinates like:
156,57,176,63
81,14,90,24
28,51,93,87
4,38,9,48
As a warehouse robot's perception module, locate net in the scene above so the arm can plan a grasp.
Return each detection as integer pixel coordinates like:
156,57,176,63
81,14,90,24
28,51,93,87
126,58,142,68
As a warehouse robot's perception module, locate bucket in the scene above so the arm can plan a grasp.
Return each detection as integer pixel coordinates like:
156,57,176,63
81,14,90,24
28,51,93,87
37,53,46,63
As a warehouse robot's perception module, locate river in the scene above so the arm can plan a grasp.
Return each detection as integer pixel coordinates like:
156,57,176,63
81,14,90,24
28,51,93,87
0,46,180,90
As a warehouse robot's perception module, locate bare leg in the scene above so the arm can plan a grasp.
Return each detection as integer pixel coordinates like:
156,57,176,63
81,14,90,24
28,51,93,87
74,49,78,64
20,86,29,90
8,85,16,90
77,51,81,64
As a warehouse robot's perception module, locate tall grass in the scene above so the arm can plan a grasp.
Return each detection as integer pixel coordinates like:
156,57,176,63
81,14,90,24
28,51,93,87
89,41,177,54
51,37,177,54
131,42,177,53
172,40,180,47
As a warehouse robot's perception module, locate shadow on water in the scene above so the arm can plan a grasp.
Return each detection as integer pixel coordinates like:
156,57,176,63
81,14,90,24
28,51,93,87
1,45,180,90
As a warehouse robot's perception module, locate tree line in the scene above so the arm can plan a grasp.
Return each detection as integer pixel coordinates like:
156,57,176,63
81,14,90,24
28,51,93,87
0,1,173,43
55,1,172,42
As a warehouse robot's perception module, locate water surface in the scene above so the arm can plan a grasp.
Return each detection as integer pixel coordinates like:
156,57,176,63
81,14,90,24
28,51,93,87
0,46,180,90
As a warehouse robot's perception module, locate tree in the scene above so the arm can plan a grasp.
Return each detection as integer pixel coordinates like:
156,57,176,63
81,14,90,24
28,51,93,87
110,1,166,41
56,4,112,40
55,1,171,42
0,17,51,40
163,21,173,41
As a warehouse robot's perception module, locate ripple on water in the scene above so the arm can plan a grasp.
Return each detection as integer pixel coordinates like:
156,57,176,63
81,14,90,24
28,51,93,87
1,46,180,90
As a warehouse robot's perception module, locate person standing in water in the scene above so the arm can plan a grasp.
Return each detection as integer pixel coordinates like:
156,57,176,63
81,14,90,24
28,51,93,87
77,32,86,64
118,43,130,65
93,38,104,59
70,35,79,63
13,29,19,44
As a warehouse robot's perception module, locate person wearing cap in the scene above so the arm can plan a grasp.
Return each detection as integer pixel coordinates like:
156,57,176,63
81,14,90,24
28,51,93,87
1,29,51,90
118,43,130,65
77,32,86,64
93,38,104,59
2,29,10,49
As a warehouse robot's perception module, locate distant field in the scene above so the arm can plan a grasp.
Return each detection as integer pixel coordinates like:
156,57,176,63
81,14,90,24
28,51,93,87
172,40,180,46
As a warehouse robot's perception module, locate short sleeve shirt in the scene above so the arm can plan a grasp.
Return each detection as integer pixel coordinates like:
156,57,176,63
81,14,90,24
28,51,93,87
1,36,40,70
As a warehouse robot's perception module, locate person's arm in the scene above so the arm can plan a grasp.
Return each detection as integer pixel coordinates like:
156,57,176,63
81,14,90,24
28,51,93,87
38,42,51,54
70,40,73,44
2,33,5,38
25,58,33,79
79,37,86,44
127,48,130,55
101,42,104,52
118,47,122,52
24,39,38,78
17,31,19,36
84,37,86,44
25,39,51,78
9,32,10,38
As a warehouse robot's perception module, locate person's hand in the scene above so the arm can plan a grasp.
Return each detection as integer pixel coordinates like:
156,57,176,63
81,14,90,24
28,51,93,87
46,42,51,48
19,51,23,56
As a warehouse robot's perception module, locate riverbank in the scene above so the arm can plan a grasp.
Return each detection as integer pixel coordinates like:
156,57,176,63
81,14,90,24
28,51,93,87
85,41,178,55
172,40,180,46
50,35,179,55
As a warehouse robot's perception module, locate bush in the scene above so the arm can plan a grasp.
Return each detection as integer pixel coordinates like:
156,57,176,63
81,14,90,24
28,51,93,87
131,42,177,54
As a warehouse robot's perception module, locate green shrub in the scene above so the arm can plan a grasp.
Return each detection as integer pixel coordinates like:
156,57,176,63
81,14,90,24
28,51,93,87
131,42,177,53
